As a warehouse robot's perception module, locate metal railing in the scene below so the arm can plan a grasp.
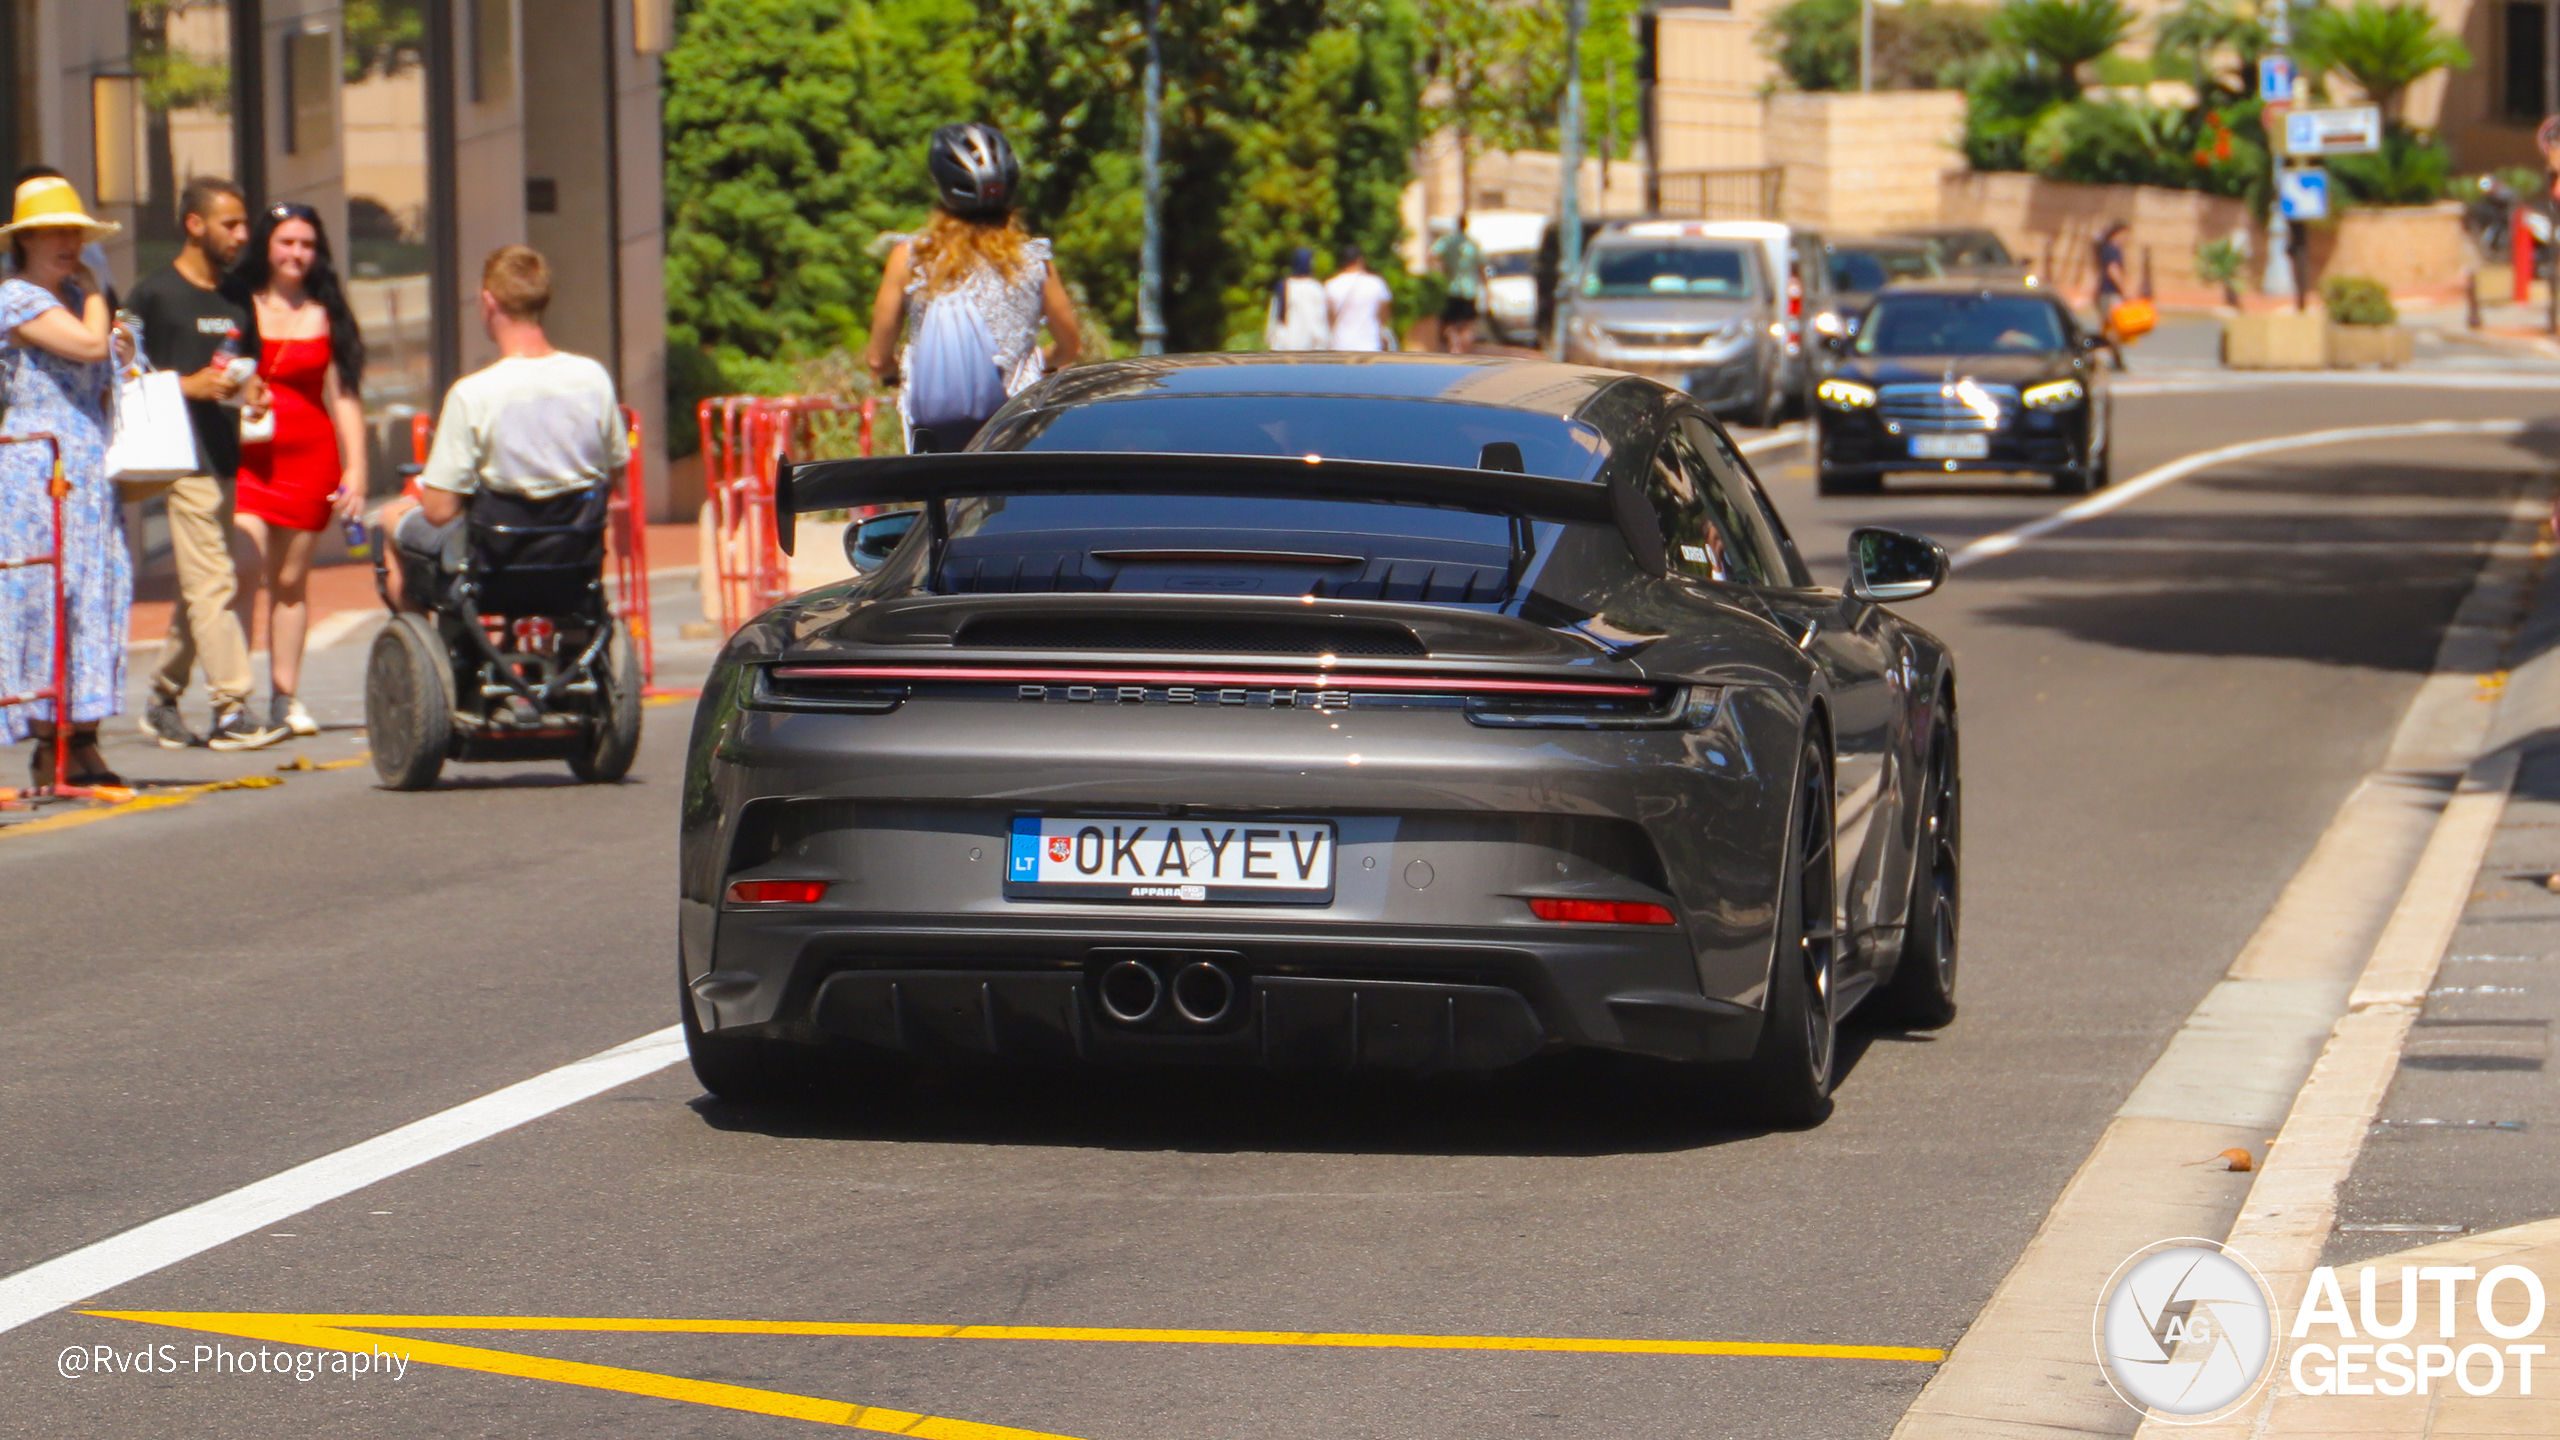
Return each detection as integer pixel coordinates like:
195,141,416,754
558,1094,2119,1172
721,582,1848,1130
0,433,92,798
1654,168,1785,222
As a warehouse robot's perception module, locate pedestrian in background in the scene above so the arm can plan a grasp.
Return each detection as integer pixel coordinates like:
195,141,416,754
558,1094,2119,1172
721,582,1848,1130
1264,247,1329,351
221,202,367,739
0,175,128,788
1432,213,1489,354
1323,245,1393,351
2092,219,2131,371
864,123,1081,452
125,176,284,752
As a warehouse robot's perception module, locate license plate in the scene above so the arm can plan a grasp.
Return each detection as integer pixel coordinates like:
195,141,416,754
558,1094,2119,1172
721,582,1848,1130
1909,433,1989,459
1005,816,1336,904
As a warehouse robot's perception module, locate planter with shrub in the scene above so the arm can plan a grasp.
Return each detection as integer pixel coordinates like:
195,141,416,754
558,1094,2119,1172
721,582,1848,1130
2320,275,2410,368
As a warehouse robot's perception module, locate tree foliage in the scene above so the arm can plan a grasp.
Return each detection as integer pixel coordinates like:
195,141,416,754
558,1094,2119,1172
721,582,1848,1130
2295,0,2472,127
1761,0,1996,92
1988,0,2132,99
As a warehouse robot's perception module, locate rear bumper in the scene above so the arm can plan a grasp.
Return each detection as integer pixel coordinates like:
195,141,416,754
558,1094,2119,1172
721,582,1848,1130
687,915,1764,1070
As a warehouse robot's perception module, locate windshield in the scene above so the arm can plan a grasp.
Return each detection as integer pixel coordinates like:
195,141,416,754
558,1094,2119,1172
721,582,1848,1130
1485,251,1536,278
1579,244,1756,299
1856,294,2068,355
1828,247,1938,293
978,395,1609,480
1930,231,2015,267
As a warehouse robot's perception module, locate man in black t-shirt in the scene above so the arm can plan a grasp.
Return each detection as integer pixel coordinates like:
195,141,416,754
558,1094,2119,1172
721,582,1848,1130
125,176,284,750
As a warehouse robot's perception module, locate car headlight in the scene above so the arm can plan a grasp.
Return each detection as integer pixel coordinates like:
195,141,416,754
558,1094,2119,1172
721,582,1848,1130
2021,379,2085,410
1816,379,1877,409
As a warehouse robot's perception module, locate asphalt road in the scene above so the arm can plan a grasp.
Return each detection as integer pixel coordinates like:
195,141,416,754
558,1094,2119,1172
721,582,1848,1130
6,376,2558,1438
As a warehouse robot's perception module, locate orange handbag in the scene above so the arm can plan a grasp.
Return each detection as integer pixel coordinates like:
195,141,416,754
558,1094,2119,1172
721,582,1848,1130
2109,298,2157,340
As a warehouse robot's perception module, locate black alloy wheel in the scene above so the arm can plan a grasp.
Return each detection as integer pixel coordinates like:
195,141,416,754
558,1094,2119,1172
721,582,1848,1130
569,621,644,784
366,614,452,791
1871,709,1959,1029
1738,736,1840,1126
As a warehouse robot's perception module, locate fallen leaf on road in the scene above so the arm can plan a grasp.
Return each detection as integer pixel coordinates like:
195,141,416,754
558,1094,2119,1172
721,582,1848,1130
2220,1148,2253,1172
278,754,314,770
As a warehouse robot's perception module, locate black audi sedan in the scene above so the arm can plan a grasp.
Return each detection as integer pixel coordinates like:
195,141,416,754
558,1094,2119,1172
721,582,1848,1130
681,354,1961,1126
1812,281,2112,496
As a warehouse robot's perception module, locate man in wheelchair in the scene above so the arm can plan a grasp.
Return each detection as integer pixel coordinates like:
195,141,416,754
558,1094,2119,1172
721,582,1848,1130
364,245,641,789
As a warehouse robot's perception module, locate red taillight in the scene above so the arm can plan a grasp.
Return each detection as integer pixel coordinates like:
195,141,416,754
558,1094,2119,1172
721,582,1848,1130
1530,898,1677,926
1787,272,1803,319
728,880,829,905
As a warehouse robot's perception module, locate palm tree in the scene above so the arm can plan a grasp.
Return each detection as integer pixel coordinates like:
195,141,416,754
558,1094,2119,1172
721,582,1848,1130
2153,0,2268,107
2295,0,2472,128
1992,0,2135,99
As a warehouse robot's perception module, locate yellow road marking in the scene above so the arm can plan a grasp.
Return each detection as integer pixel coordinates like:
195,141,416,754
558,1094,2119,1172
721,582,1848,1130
278,753,372,771
85,1310,1942,1363
644,688,700,706
90,1311,1086,1438
0,775,283,839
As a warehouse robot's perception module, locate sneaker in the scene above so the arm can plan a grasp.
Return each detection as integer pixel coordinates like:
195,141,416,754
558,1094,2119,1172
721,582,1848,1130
143,697,202,749
273,694,320,737
207,706,288,752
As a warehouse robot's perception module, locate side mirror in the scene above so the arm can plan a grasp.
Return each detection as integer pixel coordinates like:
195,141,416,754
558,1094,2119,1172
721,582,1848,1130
844,509,921,575
1846,526,1948,603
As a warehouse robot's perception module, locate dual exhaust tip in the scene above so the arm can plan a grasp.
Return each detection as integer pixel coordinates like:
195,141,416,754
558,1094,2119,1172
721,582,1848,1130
1099,957,1238,1028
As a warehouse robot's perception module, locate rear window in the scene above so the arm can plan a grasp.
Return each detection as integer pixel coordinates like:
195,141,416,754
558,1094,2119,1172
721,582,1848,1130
1485,252,1537,278
978,395,1607,481
1580,244,1756,299
1827,246,1937,293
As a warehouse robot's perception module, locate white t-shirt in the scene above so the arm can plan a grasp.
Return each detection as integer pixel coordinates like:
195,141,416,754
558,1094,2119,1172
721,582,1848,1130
421,351,629,501
1324,270,1394,351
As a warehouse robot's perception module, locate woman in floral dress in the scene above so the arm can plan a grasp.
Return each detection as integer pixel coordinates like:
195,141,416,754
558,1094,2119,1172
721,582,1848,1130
0,176,127,788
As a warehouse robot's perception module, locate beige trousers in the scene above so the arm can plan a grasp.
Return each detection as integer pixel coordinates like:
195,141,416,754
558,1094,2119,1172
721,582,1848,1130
150,472,253,709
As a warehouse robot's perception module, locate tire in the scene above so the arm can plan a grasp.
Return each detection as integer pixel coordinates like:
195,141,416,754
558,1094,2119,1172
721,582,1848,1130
1754,371,1786,431
2088,442,2112,491
569,621,643,783
2052,464,2095,495
365,613,451,790
1869,708,1959,1030
680,970,803,1106
1737,736,1841,1127
1816,467,1881,496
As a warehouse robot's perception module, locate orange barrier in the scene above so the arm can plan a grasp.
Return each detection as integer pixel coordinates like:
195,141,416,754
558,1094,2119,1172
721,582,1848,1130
0,434,93,799
696,394,872,632
399,407,658,688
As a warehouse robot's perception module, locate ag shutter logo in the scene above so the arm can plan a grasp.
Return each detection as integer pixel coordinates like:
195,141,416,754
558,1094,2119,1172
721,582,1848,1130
2095,1240,2280,1421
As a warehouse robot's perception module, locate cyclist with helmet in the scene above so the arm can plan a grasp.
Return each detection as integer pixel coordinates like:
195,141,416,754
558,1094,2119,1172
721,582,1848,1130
865,123,1082,451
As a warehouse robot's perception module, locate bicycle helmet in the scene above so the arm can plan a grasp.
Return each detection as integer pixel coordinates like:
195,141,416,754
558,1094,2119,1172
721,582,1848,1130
928,123,1020,219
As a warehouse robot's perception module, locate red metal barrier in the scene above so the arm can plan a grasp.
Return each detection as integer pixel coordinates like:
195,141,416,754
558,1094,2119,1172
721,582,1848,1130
0,433,93,800
2516,207,2536,305
403,407,658,687
696,394,866,633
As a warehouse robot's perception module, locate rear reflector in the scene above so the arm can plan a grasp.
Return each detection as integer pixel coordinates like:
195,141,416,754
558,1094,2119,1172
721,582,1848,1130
728,880,829,905
1530,898,1677,925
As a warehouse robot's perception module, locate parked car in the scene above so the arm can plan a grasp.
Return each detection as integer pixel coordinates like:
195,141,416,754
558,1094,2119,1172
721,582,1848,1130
685,352,1964,1127
1812,281,2112,497
1557,229,1787,426
1892,227,2034,283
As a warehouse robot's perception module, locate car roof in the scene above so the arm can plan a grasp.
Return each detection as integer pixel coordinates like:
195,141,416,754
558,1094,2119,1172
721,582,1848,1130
1020,353,1644,422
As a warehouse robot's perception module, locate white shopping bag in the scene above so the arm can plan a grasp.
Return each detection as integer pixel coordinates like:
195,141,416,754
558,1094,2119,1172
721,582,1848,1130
106,367,203,493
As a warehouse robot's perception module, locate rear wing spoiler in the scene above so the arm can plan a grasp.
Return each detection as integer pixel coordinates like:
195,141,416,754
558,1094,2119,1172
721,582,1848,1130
772,449,1619,558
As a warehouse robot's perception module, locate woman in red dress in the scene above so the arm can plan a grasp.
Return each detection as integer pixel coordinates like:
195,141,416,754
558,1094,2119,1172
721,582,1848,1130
225,203,367,737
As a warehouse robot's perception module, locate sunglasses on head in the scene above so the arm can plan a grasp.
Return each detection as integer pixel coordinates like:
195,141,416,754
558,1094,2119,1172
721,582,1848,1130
266,203,320,224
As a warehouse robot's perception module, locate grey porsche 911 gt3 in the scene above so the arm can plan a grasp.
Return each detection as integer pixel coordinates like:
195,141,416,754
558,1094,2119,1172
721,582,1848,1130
678,354,1960,1125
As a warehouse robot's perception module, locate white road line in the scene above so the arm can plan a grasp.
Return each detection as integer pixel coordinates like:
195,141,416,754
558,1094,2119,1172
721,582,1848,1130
0,1026,685,1336
1735,422,1807,457
1948,418,2534,571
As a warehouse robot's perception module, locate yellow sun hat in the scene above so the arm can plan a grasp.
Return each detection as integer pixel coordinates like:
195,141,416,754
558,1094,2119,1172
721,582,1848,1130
0,176,122,245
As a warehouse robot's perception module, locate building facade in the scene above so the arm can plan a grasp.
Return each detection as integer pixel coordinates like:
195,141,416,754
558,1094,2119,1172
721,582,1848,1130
0,0,669,515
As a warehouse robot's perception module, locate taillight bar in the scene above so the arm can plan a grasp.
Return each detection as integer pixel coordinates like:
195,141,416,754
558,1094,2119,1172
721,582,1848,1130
768,664,1657,698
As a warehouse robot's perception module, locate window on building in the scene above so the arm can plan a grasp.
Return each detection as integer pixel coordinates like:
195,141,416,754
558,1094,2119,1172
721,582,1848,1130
2508,2,2549,125
342,0,431,494
126,0,236,277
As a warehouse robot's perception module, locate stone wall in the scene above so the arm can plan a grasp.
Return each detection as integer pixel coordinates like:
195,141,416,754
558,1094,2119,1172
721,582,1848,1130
1766,91,1968,236
1939,173,2471,309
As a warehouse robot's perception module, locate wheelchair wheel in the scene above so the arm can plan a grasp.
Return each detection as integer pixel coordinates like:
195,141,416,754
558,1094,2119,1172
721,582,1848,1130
569,620,643,784
366,614,452,790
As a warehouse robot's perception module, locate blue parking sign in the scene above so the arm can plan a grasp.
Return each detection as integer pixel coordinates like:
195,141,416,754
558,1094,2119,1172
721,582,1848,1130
2278,169,2329,221
2259,55,2294,103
